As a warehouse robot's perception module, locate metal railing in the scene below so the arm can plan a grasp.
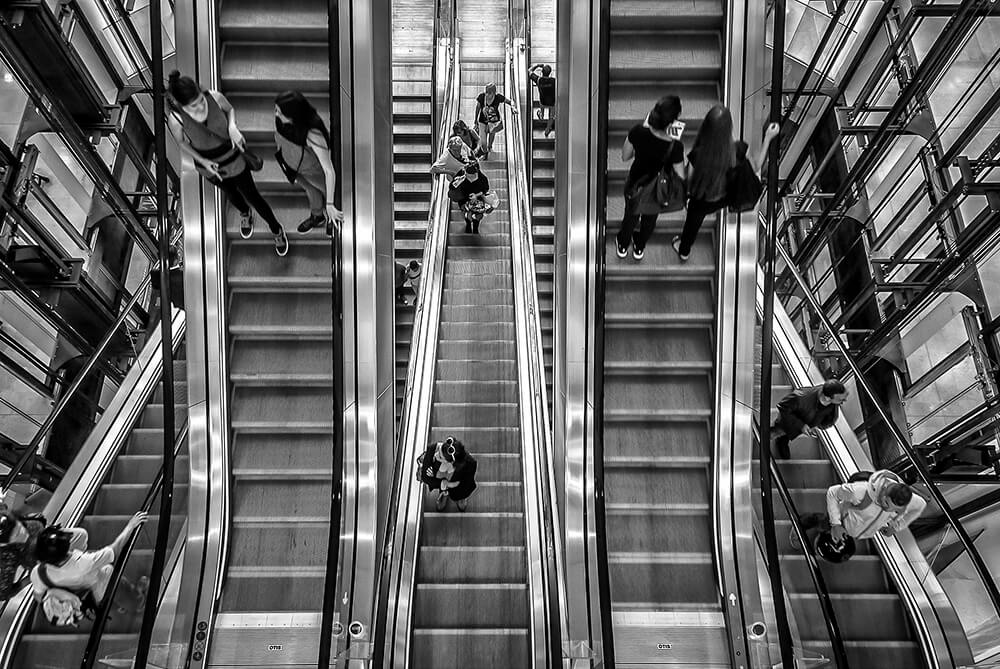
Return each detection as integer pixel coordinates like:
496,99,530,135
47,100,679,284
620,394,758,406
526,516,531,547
505,23,567,667
375,8,459,663
0,272,153,495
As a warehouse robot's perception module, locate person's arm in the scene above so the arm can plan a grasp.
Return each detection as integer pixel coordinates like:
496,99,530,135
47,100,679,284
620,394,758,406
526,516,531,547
671,142,685,180
168,116,220,179
430,151,451,176
474,97,483,123
621,137,635,163
212,90,245,150
887,495,927,535
106,512,148,561
749,122,780,174
826,482,864,540
308,132,343,223
817,406,839,430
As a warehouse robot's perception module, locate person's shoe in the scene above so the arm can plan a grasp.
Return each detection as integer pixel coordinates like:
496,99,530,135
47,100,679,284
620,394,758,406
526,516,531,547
239,211,254,239
297,213,324,234
435,492,448,511
274,228,289,257
672,235,689,261
616,240,628,259
536,108,544,120
456,498,468,512
633,246,644,261
544,128,553,138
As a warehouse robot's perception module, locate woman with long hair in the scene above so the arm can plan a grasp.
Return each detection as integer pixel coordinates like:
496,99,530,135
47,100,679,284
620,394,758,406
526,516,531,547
615,94,685,261
673,105,779,260
274,91,343,234
418,436,478,512
166,71,289,256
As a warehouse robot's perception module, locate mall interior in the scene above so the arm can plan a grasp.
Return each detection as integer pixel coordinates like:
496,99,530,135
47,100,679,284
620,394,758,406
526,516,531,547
0,0,998,667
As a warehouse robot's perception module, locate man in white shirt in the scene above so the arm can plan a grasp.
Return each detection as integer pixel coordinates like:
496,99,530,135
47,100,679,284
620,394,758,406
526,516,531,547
826,470,926,541
30,511,146,604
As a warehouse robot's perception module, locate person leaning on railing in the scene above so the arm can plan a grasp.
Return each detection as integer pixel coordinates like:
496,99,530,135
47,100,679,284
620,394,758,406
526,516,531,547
770,379,849,459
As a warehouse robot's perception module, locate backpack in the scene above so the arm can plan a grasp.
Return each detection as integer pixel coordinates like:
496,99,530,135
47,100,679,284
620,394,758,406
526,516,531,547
34,564,99,627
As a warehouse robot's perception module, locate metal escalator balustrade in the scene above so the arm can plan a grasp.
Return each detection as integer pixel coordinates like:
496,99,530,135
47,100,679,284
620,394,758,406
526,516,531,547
599,0,730,663
0,313,187,668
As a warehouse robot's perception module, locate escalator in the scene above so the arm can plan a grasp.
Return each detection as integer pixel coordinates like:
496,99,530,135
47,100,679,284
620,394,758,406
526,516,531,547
408,63,530,667
756,356,925,667
393,61,435,425
209,0,336,646
600,0,728,659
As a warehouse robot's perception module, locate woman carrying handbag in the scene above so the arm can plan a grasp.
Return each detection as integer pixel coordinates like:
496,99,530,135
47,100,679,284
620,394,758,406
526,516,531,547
473,82,517,161
167,71,289,256
273,91,343,235
672,105,780,261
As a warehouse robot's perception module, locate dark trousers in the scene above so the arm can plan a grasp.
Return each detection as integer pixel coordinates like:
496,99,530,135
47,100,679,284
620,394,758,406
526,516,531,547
678,197,725,255
218,166,282,234
617,194,658,252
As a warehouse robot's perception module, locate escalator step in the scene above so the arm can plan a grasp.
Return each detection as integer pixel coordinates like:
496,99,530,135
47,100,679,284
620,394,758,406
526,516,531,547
413,583,529,627
221,44,329,92
410,629,528,669
418,546,526,583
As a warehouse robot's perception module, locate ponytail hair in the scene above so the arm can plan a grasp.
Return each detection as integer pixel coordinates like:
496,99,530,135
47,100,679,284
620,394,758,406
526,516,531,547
167,70,200,106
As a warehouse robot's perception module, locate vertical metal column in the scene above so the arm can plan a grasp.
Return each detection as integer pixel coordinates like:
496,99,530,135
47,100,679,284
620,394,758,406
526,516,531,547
328,0,396,665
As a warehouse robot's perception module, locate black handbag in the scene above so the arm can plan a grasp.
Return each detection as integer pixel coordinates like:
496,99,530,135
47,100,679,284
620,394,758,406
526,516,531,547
274,148,298,183
242,149,264,172
725,159,764,212
634,165,687,215
448,175,466,202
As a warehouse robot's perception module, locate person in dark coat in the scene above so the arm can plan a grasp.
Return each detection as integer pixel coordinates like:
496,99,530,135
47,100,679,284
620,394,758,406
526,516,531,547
772,379,849,459
419,436,478,512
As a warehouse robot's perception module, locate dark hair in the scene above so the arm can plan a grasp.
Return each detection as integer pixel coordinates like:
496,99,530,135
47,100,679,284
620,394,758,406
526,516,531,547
33,526,72,565
886,484,913,507
821,379,847,398
0,512,18,543
465,161,479,174
441,437,467,463
688,105,736,200
541,65,552,76
275,90,331,148
453,120,468,132
647,95,681,131
167,70,200,106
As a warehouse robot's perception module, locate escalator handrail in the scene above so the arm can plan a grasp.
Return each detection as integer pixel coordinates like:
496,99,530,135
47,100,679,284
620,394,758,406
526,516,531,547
81,418,190,669
1,271,154,495
750,421,851,667
0,311,186,667
769,229,1000,623
504,27,568,668
374,15,460,665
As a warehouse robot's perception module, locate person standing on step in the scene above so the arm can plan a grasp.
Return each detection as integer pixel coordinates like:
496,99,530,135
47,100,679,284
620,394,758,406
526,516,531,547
615,95,686,262
451,120,480,151
273,91,343,235
431,135,472,178
448,161,492,234
474,82,518,161
770,379,849,459
419,436,478,512
528,63,556,138
673,105,780,261
166,71,289,256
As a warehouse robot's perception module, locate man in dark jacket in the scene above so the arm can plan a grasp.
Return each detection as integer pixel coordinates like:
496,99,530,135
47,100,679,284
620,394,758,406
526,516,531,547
772,379,849,459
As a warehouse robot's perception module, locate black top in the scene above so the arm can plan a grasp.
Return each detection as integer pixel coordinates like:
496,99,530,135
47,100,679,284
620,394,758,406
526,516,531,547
476,92,507,124
452,169,490,199
530,72,556,106
418,444,478,501
774,384,840,438
625,124,684,191
688,139,749,202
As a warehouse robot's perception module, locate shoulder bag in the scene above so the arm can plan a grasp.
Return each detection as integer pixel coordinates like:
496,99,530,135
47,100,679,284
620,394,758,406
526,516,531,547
725,159,764,212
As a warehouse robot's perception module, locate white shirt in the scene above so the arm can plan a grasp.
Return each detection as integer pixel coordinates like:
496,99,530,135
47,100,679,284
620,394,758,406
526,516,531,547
31,545,116,602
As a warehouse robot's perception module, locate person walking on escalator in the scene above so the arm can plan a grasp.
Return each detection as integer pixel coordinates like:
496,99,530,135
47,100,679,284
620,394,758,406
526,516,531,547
672,105,780,261
167,71,289,256
273,90,344,235
770,379,849,459
419,436,478,512
431,135,472,178
474,82,518,161
528,63,556,138
615,95,685,261
448,162,497,234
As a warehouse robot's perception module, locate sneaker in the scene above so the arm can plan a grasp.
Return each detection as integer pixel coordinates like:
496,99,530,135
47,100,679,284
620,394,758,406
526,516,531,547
456,498,468,512
435,492,448,511
297,213,324,234
536,108,544,120
616,240,628,259
239,211,254,239
672,235,689,261
633,246,644,261
273,228,289,257
544,128,553,138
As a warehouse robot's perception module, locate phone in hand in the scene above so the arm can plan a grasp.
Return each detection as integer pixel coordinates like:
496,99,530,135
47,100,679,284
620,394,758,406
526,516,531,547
667,120,685,141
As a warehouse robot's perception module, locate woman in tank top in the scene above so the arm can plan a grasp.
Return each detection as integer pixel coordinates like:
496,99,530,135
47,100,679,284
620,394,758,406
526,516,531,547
166,71,289,256
273,91,343,234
